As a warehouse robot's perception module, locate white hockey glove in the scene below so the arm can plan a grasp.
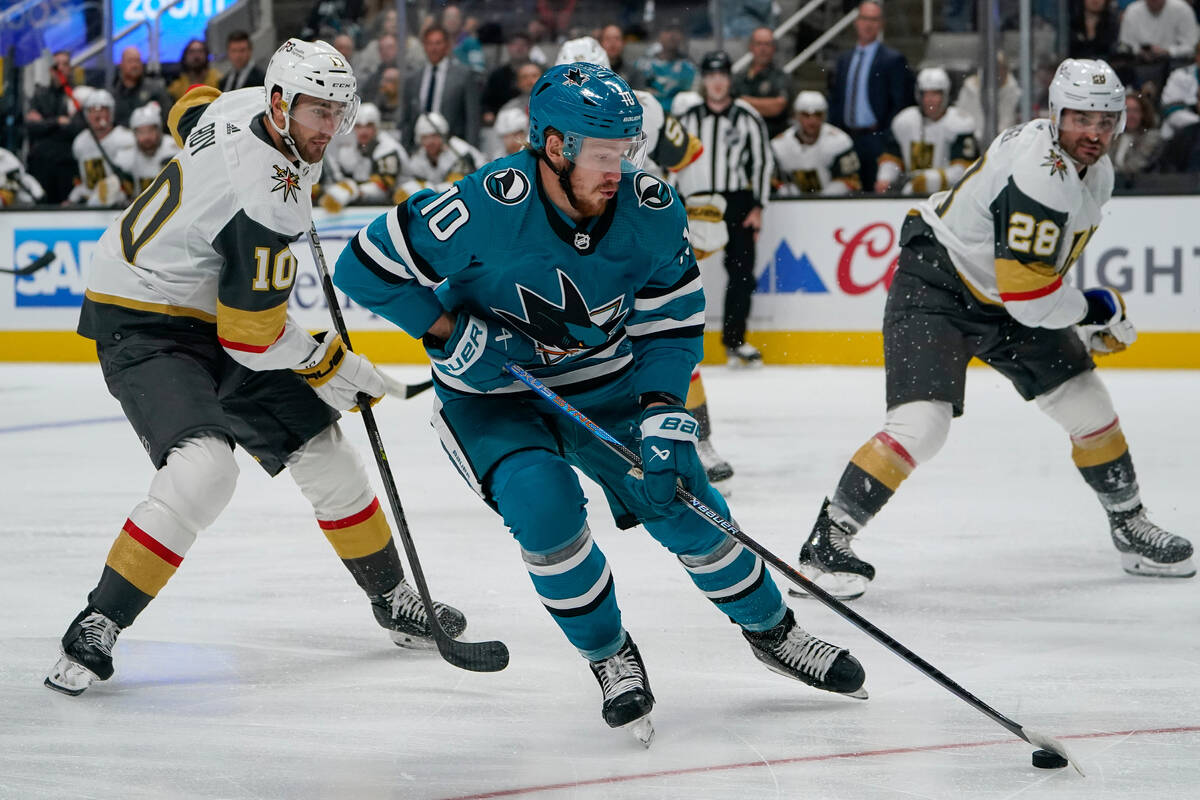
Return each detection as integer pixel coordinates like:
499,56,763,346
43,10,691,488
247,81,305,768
319,179,360,214
92,175,127,207
294,332,388,410
685,193,728,260
1077,287,1137,354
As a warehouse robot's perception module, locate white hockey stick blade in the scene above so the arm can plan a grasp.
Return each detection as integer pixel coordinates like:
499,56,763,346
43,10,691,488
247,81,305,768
1024,727,1085,776
380,371,434,400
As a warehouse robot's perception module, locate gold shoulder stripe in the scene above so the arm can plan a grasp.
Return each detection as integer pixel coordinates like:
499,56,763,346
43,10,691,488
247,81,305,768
669,134,704,172
216,299,288,352
168,86,222,147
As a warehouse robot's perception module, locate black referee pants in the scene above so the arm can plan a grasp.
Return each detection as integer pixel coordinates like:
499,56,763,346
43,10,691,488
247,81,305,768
720,190,759,349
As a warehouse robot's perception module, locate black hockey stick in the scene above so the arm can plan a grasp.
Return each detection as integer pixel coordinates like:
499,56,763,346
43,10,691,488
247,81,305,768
0,250,55,276
378,373,434,400
306,223,509,672
506,362,1083,774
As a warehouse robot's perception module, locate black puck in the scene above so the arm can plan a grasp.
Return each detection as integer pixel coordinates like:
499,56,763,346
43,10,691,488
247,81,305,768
1032,749,1068,769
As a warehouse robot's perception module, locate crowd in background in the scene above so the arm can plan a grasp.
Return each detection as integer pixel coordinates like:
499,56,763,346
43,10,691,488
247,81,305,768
7,0,1200,210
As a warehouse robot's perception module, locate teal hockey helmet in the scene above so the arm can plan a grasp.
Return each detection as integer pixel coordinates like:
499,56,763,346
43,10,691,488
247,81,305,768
528,62,647,172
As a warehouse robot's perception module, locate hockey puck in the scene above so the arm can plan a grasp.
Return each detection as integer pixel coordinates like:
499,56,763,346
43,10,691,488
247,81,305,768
1032,749,1068,769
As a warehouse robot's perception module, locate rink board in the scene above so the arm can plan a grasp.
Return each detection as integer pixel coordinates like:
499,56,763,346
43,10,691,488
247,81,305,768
2,196,1198,366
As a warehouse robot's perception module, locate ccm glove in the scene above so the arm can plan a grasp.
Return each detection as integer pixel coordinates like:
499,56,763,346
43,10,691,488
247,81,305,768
627,405,708,514
1077,287,1137,354
294,331,387,410
424,312,535,392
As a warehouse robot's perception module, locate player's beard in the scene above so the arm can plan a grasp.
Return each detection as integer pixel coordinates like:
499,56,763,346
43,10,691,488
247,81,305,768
571,172,619,217
297,133,330,165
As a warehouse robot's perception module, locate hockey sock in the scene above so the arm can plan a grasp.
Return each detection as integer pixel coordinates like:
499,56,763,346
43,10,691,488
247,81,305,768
831,433,917,529
318,497,404,596
678,536,785,632
1071,420,1141,513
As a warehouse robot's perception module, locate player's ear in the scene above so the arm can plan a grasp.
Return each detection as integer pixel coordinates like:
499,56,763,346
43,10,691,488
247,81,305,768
545,132,564,160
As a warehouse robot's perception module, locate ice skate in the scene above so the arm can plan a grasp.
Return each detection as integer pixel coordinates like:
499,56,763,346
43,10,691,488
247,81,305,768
697,438,734,484
44,607,122,696
791,498,875,600
370,580,468,648
588,633,655,746
726,343,764,369
743,609,867,698
1109,506,1195,578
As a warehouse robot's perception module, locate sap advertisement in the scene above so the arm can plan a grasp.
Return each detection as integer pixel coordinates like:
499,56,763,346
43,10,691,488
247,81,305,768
3,196,1200,336
108,0,233,63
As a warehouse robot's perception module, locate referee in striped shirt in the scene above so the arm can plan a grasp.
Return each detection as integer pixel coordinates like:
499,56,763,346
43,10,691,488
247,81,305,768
674,50,774,367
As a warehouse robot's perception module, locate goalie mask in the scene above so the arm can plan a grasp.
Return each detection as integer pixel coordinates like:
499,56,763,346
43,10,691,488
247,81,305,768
264,38,360,165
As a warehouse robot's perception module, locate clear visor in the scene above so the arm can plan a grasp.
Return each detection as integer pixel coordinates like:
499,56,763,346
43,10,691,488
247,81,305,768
289,95,360,137
566,131,648,173
1059,108,1122,135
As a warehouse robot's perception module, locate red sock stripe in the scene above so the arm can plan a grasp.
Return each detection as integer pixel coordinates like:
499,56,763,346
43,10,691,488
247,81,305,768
121,518,183,567
875,432,917,468
318,497,382,531
1074,416,1120,442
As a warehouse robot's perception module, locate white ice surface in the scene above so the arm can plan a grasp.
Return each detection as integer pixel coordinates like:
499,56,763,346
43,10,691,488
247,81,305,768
1,364,1198,800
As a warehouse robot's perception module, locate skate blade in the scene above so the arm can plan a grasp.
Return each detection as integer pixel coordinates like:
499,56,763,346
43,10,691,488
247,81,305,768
624,715,654,747
788,567,869,601
44,653,98,696
1120,553,1196,578
842,685,869,700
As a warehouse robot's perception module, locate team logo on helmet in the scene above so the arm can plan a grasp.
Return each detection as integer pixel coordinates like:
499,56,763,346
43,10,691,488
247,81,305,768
484,167,531,205
634,173,672,210
563,67,589,86
1092,73,1106,84
270,164,302,202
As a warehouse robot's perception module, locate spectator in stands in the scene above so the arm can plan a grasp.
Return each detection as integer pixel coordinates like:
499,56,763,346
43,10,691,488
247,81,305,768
498,63,544,117
734,27,791,139
1117,0,1199,90
167,39,220,101
1070,0,1120,61
23,50,85,204
0,147,46,206
1160,41,1200,137
332,33,356,63
637,19,697,110
600,24,631,80
372,67,404,121
771,91,862,196
537,0,577,39
482,33,533,124
953,52,1021,144
526,18,553,65
219,31,265,91
1112,90,1165,181
827,1,913,189
407,111,485,187
300,0,366,42
405,25,482,147
359,33,401,102
720,0,774,40
111,47,171,129
443,5,486,73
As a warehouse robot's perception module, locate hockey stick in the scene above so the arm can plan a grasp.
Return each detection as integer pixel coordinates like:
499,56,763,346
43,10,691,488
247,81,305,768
0,250,55,276
506,362,1083,774
379,372,434,400
306,222,509,672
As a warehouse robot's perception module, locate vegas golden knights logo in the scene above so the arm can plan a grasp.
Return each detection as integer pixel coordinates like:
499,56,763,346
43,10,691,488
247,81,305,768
909,141,934,171
792,169,822,194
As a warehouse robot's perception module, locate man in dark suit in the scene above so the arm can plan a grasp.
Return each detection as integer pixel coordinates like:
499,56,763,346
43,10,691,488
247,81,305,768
219,31,266,91
404,25,482,147
828,1,914,190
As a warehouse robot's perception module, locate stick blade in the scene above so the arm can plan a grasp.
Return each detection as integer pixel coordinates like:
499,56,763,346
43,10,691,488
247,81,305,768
1,251,56,276
436,636,511,672
1023,727,1085,776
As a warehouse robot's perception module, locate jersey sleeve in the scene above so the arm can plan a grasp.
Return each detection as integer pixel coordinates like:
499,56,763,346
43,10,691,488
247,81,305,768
988,173,1085,328
876,122,904,187
651,113,704,172
167,86,222,147
826,128,862,192
626,197,705,402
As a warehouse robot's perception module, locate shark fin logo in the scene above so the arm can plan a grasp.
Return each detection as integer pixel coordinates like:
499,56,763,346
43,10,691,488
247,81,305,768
492,269,628,365
484,167,531,205
634,172,672,210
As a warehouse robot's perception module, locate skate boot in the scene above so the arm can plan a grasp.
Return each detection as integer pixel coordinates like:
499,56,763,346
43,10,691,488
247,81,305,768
44,607,122,696
743,608,867,698
726,343,764,369
792,498,875,600
588,633,655,746
1109,505,1195,578
370,580,468,648
697,438,734,483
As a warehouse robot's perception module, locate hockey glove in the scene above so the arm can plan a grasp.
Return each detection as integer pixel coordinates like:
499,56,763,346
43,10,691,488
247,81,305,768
1077,287,1137,354
627,405,708,514
319,179,360,214
424,312,535,392
294,331,387,410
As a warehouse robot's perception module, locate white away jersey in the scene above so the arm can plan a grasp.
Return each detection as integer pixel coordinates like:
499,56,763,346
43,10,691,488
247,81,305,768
0,147,44,205
918,119,1114,328
770,122,861,196
877,106,979,193
130,137,181,195
80,86,323,371
70,127,136,204
408,137,485,187
334,130,411,202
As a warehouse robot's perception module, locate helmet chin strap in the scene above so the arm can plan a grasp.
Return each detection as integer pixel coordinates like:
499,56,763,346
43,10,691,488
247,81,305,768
536,148,580,210
267,108,308,166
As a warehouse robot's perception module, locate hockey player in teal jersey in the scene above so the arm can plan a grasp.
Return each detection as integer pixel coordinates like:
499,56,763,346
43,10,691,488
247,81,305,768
334,62,866,742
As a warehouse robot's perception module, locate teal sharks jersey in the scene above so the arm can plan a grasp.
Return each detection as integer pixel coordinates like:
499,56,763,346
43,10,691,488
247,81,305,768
332,150,705,401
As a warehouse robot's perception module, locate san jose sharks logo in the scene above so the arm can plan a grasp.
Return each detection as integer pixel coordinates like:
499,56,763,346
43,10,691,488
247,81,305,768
492,269,628,364
484,167,531,205
634,172,672,210
563,67,589,87
270,164,302,202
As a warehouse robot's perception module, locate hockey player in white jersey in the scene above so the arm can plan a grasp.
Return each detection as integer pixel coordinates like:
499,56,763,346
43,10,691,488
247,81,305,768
795,59,1194,602
128,102,179,195
45,38,468,697
321,101,415,211
771,91,862,196
407,111,486,188
0,147,45,206
874,67,979,195
68,89,136,206
488,105,529,161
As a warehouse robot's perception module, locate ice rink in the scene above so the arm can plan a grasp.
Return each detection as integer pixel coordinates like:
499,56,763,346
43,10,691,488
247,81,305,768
2,363,1197,800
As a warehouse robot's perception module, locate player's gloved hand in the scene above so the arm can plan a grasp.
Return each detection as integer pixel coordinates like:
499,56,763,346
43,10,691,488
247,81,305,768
423,312,535,392
627,405,707,514
1077,287,1137,354
319,179,360,213
294,331,387,410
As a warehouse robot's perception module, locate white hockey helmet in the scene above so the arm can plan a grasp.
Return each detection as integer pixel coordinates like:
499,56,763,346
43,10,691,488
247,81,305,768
130,101,162,130
355,102,381,128
1048,58,1126,136
556,36,610,69
494,106,529,137
415,111,450,139
915,67,951,100
792,90,828,115
82,88,115,111
264,38,360,161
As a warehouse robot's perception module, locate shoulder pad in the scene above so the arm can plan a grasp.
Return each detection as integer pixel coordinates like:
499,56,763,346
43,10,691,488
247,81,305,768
168,86,222,146
1010,133,1075,213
